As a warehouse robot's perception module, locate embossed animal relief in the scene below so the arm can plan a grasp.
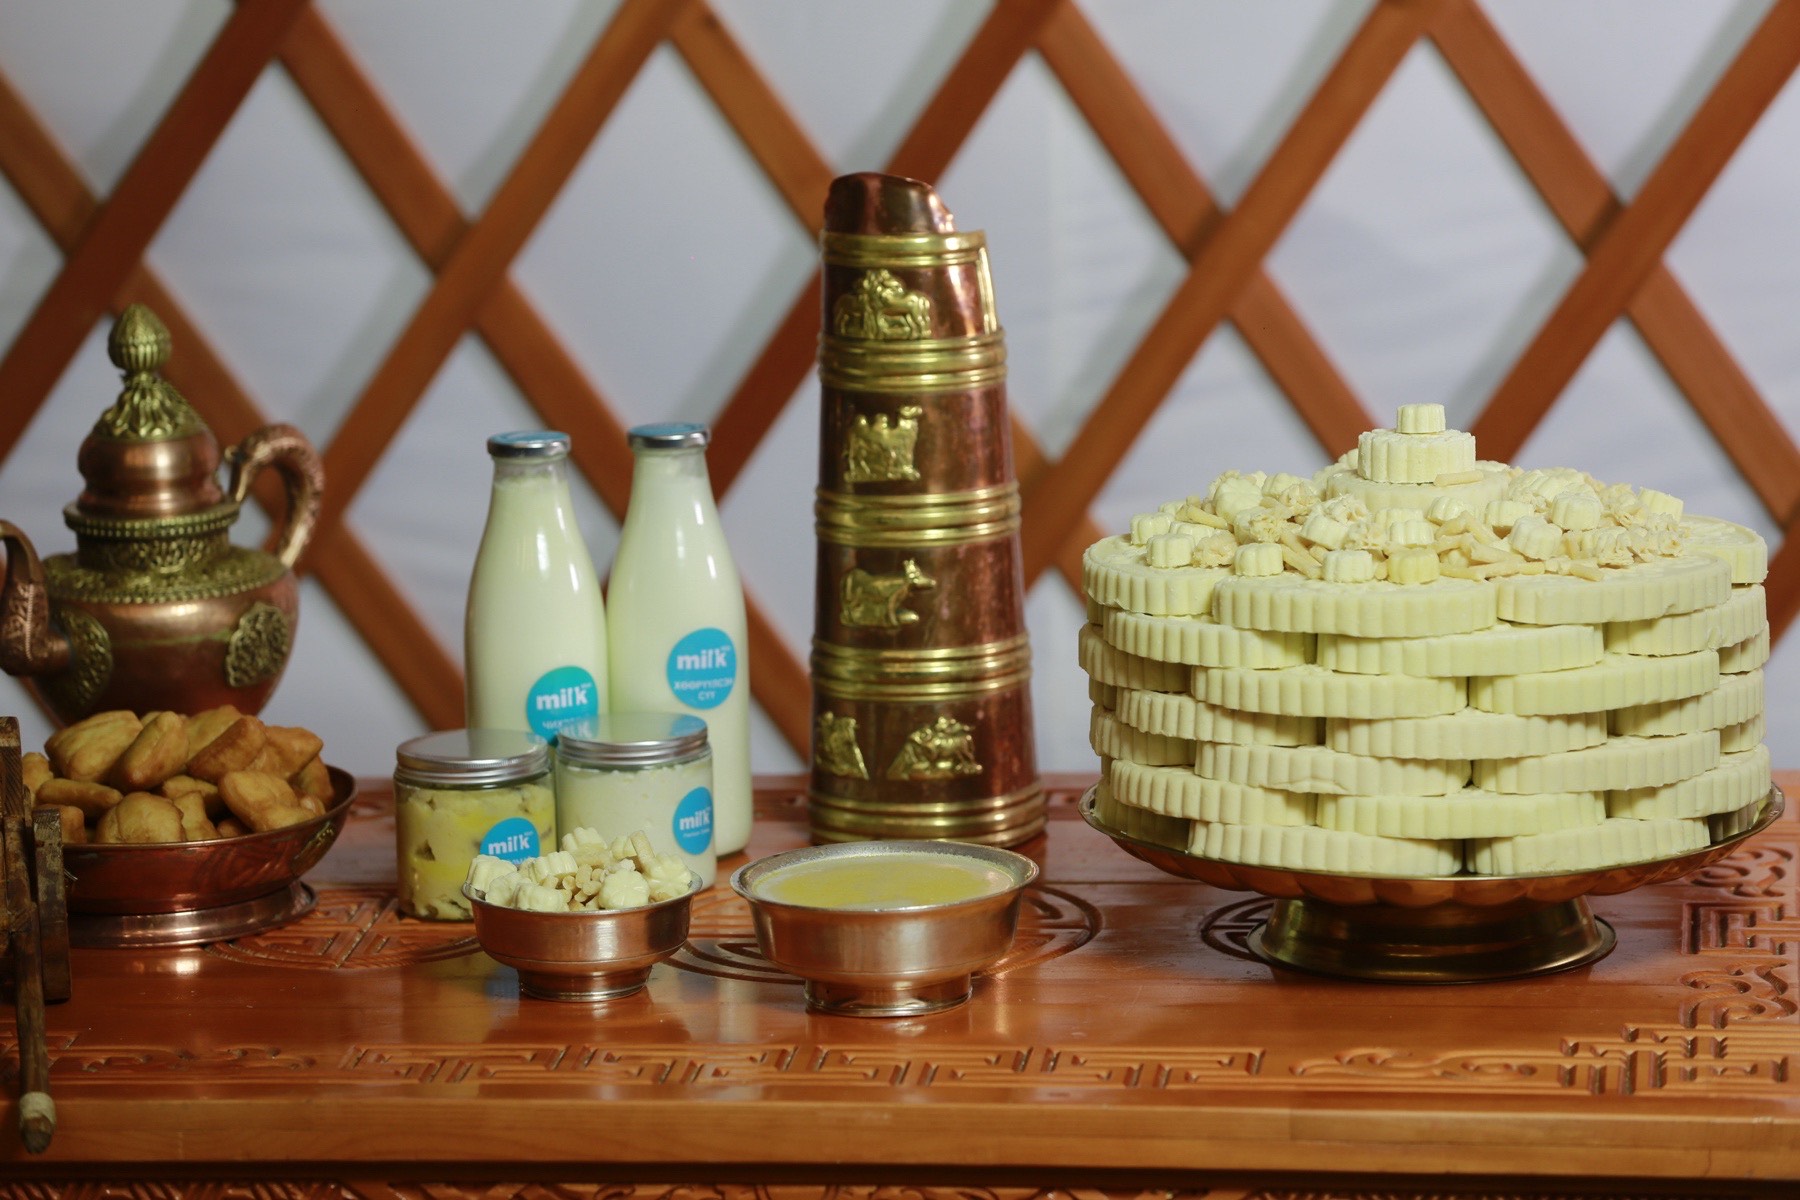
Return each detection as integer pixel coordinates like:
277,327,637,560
839,558,937,628
844,405,923,483
813,712,869,780
887,715,982,781
832,269,932,340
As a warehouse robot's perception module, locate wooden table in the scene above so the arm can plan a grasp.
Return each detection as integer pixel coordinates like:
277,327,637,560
4,773,1799,1197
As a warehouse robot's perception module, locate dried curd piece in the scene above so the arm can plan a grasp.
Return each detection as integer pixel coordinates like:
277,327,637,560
1680,516,1768,584
1494,554,1730,625
1466,817,1708,875
1109,760,1314,826
1720,714,1765,753
1082,535,1228,616
1078,624,1188,692
1604,585,1765,656
1719,626,1770,674
1210,573,1497,637
1089,708,1194,767
1197,742,1469,797
1709,797,1768,841
1326,709,1606,760
1092,774,1190,851
1610,669,1762,738
1606,744,1771,820
1469,650,1718,716
1101,609,1313,669
1115,689,1320,746
1473,730,1719,795
1198,663,1466,719
1089,678,1119,709
1316,622,1602,678
1356,428,1476,483
1315,788,1605,840
1191,820,1461,877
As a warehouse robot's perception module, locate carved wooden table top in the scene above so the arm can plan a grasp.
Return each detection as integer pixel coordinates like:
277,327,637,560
4,773,1799,1194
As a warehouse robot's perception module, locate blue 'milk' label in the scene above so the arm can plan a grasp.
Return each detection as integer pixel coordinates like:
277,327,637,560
665,628,735,710
525,664,599,740
673,786,714,855
481,816,541,862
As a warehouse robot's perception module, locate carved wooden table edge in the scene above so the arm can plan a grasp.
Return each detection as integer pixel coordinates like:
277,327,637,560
0,773,1796,1194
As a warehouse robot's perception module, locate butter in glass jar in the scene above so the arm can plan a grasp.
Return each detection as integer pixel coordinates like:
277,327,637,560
394,729,554,919
555,713,715,885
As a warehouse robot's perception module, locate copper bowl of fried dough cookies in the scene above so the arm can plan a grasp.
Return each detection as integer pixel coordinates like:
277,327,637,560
21,707,356,914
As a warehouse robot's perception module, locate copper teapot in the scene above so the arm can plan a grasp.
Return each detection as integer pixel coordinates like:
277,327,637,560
0,304,323,724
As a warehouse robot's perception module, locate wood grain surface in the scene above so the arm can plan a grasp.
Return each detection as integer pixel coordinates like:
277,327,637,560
1,773,1796,1192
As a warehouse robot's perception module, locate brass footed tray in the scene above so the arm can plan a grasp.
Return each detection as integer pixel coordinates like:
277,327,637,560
1080,784,1785,983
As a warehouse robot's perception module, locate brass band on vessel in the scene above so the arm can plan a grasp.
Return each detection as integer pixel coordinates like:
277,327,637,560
815,485,1021,547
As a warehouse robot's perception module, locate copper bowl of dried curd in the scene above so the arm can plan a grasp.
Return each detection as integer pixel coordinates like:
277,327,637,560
64,766,356,915
731,840,1038,1017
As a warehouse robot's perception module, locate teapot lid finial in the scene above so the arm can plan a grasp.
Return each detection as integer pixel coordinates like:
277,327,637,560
93,304,205,442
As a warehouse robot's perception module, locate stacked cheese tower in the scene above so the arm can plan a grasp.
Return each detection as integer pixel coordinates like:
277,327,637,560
1082,405,1770,876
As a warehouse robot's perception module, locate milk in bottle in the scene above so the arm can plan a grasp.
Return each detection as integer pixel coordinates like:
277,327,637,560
607,423,751,854
465,431,607,740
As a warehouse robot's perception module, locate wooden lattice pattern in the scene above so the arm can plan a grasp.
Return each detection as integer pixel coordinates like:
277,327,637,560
2,0,1798,760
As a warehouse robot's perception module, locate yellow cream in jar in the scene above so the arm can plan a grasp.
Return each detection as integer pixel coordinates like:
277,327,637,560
752,852,1011,910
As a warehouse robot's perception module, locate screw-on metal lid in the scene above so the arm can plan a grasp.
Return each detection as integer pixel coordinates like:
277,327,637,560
487,430,570,460
556,712,710,768
394,729,550,786
627,422,709,452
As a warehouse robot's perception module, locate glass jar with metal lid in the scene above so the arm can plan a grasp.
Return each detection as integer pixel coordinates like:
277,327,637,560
394,728,555,919
555,713,715,885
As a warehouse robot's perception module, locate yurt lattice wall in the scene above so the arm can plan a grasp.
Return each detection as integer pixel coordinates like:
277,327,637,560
1,0,1798,777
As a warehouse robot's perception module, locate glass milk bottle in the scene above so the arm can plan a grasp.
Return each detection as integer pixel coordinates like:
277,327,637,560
607,423,751,854
465,431,607,741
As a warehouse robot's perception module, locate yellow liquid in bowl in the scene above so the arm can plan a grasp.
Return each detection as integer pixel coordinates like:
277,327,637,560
753,853,1013,910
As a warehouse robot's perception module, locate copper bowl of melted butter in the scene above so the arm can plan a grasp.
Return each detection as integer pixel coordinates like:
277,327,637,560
730,840,1038,1017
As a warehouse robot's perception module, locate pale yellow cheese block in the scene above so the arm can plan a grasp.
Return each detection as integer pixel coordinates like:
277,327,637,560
1089,678,1119,710
1109,759,1314,825
1466,817,1709,875
1469,650,1718,716
1317,622,1602,678
1092,773,1189,851
1210,573,1498,637
1083,536,1228,616
1604,585,1765,656
1720,714,1765,753
1198,663,1466,719
1198,742,1470,796
1315,461,1511,514
1494,554,1730,625
1115,688,1321,746
1326,709,1607,760
1610,669,1762,738
1680,516,1768,584
1473,730,1719,795
1079,624,1189,692
1719,626,1770,674
1102,608,1314,668
1190,819,1462,876
1090,707,1194,767
1315,788,1605,840
1085,595,1110,625
1606,744,1770,820
1709,796,1769,841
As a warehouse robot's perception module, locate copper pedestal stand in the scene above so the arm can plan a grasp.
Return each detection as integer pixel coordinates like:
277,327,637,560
1081,784,1784,983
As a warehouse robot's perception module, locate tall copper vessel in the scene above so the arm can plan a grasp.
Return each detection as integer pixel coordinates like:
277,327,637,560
808,173,1042,846
0,305,322,723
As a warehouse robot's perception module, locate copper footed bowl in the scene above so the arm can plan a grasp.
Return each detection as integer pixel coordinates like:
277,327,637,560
64,766,357,915
731,840,1039,1017
464,875,702,1003
1081,784,1784,984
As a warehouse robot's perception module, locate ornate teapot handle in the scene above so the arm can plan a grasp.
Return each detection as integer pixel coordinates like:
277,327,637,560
0,521,71,677
224,425,324,571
